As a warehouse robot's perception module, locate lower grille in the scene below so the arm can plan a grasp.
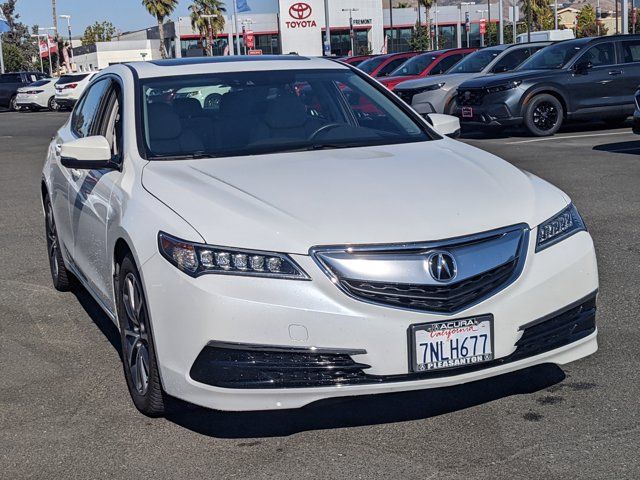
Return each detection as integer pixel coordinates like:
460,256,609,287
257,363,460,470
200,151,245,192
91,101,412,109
341,259,517,314
457,88,486,106
190,343,371,389
396,88,419,105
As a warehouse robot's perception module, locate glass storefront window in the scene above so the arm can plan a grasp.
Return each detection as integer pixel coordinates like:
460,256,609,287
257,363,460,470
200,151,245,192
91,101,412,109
322,30,370,56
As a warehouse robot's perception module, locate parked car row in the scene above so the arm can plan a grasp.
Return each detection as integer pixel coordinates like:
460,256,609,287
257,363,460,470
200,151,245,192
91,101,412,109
341,35,640,137
0,70,98,112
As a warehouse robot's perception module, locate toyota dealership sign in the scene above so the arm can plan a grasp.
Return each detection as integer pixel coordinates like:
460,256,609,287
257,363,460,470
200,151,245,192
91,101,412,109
286,2,317,28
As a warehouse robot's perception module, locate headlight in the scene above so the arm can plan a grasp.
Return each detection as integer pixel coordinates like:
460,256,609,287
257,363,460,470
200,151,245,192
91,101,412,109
158,232,310,280
536,204,586,252
485,80,522,94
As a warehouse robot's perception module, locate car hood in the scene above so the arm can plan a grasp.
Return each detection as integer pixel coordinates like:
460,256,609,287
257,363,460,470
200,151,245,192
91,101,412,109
380,75,417,85
142,139,568,254
460,69,555,88
395,73,473,91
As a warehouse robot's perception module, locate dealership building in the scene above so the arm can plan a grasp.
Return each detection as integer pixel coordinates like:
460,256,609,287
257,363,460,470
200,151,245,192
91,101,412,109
174,0,520,58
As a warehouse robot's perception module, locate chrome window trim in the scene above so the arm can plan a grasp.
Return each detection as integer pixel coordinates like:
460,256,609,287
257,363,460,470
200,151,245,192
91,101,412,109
309,224,530,315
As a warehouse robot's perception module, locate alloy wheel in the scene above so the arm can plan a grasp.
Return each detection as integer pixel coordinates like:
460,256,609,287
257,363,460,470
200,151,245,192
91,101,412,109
45,203,59,280
532,102,559,132
122,272,150,396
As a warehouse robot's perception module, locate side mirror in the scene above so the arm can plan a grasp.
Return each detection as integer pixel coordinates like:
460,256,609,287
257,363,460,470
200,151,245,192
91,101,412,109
426,113,461,138
60,136,116,170
573,60,593,75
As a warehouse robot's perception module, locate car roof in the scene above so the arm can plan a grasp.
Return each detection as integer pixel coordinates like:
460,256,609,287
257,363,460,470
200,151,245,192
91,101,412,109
126,55,349,79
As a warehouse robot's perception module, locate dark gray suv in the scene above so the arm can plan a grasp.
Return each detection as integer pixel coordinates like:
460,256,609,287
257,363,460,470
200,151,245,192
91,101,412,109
0,72,48,110
456,35,640,136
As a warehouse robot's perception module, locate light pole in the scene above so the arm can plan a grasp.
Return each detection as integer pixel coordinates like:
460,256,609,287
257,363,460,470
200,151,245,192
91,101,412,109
323,0,331,56
342,8,359,55
476,9,488,47
461,2,475,48
434,1,440,49
59,15,72,71
498,0,504,44
30,34,46,73
512,1,517,43
201,14,218,56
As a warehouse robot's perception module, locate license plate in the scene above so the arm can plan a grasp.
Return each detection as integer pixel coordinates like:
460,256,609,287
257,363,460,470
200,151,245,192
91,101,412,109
410,315,494,372
461,106,473,118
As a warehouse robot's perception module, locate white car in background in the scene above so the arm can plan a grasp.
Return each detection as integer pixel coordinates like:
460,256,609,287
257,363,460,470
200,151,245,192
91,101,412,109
42,57,598,416
54,71,99,110
15,78,58,111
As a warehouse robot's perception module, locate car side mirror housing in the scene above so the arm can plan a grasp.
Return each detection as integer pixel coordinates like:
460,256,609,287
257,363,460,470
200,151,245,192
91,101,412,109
573,60,593,74
426,113,461,138
60,136,117,170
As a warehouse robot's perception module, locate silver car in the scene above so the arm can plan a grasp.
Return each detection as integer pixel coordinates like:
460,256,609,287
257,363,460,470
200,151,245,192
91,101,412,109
395,42,550,116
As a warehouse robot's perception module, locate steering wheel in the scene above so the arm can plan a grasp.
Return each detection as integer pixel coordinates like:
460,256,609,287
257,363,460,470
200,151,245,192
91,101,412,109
308,123,343,140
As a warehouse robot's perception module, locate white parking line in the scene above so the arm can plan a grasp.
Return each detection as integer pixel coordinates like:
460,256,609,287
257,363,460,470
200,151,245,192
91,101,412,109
507,131,633,144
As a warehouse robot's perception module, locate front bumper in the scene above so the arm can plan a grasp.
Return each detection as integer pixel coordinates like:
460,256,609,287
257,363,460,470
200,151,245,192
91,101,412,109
54,97,77,109
140,230,598,411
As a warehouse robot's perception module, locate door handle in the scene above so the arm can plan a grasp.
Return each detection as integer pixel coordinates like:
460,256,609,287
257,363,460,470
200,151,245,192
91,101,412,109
608,70,623,76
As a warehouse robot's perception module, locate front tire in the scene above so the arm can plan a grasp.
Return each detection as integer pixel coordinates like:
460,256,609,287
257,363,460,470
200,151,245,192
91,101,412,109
116,254,166,417
9,95,17,111
44,195,73,291
524,94,563,137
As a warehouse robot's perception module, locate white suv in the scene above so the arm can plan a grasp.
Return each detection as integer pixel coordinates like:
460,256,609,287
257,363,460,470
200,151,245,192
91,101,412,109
54,71,98,110
42,57,598,416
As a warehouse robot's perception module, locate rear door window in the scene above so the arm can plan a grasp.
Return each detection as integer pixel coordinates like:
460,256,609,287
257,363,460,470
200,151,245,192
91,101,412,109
580,43,616,67
618,40,640,63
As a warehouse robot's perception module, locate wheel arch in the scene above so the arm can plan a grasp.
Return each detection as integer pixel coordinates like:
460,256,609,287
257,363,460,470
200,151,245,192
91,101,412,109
521,87,569,119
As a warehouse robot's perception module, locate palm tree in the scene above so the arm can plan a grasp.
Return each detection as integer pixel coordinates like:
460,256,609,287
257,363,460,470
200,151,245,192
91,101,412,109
142,0,178,59
419,0,435,50
189,0,226,56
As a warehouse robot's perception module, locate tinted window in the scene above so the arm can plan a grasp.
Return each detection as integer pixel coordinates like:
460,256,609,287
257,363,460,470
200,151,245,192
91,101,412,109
71,79,111,138
140,69,432,159
0,74,21,83
58,74,89,85
492,48,530,73
518,41,584,70
390,53,439,76
581,43,615,67
377,57,409,77
430,54,463,75
29,79,52,87
358,56,387,74
448,48,504,73
618,40,640,63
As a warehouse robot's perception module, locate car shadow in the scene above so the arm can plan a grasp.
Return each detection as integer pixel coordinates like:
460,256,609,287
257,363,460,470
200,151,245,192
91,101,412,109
593,140,640,155
72,281,566,439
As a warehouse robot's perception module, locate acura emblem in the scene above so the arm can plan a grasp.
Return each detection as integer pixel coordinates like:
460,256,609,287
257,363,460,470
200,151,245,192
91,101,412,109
427,251,457,282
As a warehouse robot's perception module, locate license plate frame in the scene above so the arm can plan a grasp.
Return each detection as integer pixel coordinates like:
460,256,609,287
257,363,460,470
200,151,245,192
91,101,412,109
461,106,474,118
408,315,494,373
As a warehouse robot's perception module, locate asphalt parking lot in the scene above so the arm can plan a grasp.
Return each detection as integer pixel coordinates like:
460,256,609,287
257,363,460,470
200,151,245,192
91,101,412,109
1,110,639,479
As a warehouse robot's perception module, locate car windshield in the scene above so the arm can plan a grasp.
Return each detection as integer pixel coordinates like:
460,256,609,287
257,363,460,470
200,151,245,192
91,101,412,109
517,42,583,70
390,53,439,76
447,48,503,73
57,74,89,84
358,56,387,74
140,69,432,159
29,79,51,87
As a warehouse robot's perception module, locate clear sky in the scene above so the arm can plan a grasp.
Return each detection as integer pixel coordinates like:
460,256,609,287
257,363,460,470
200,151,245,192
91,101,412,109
16,0,278,36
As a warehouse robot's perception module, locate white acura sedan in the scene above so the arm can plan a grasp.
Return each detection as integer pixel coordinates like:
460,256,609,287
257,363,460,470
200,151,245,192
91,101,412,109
42,56,598,416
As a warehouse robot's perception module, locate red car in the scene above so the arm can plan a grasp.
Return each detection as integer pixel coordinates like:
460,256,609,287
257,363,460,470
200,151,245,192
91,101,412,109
339,55,377,67
378,48,478,90
357,52,421,78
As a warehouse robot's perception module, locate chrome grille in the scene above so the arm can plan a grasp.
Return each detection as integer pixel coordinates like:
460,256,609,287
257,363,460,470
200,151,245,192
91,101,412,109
312,225,529,314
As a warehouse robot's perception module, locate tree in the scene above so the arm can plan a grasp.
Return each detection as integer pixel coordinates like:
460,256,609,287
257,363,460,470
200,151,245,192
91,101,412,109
521,0,555,33
189,0,225,56
1,0,39,71
142,0,178,59
573,5,608,37
81,21,116,45
408,22,429,51
419,0,435,50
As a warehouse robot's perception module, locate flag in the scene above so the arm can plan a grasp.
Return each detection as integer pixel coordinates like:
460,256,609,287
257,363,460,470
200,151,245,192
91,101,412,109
236,0,251,13
0,10,10,33
39,35,58,58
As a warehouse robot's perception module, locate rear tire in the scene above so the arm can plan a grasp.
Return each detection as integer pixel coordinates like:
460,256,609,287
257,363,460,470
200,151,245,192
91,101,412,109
116,254,166,417
48,96,58,111
9,95,17,111
524,94,563,137
44,195,73,291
